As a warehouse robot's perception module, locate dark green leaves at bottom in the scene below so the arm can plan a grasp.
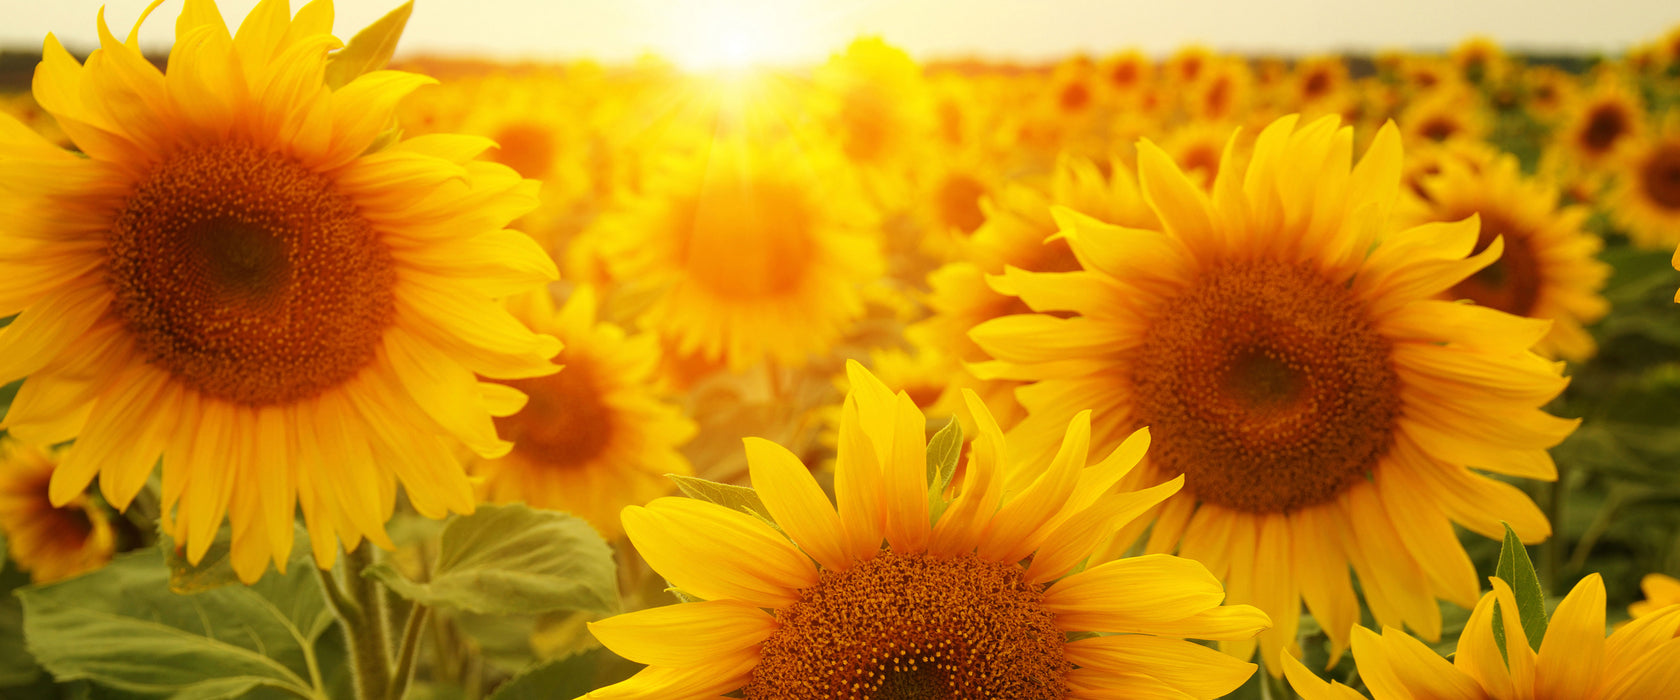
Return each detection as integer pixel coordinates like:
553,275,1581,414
17,548,332,699
1490,521,1549,663
367,503,618,617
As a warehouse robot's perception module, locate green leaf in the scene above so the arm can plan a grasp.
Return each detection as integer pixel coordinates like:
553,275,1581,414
0,549,41,687
367,503,618,617
1494,521,1548,653
17,548,328,699
486,651,609,700
925,418,962,520
323,1,414,89
666,474,777,527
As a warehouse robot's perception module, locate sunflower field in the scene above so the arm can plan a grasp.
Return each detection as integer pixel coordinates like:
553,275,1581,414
2,1,1680,698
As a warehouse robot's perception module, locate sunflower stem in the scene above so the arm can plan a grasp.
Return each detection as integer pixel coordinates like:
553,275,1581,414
326,545,394,700
387,602,429,700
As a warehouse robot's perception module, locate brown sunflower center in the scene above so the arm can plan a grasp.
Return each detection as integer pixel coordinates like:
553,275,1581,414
1419,116,1459,142
1059,82,1091,113
841,84,894,163
1302,70,1332,100
108,142,395,405
936,175,987,235
1640,142,1680,211
1449,211,1543,316
493,359,614,470
490,121,557,180
1581,105,1629,154
746,550,1069,700
1129,259,1400,513
677,179,817,299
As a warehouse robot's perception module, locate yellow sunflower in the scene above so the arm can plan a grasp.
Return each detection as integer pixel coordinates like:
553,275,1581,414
1284,574,1680,699
0,441,115,583
0,0,560,582
1408,149,1611,361
1609,115,1680,250
1398,85,1489,145
601,139,881,372
1549,77,1647,175
1632,573,1680,618
471,286,696,539
585,362,1271,698
972,115,1576,673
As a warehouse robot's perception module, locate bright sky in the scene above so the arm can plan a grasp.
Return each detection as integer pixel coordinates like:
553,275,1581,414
3,0,1678,70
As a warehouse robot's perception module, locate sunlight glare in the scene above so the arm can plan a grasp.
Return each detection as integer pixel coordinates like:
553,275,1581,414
660,0,822,72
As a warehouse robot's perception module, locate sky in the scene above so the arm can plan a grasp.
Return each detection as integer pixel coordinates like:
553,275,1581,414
3,0,1679,70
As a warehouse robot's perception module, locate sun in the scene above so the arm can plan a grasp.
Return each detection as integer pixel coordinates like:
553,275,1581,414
654,0,828,72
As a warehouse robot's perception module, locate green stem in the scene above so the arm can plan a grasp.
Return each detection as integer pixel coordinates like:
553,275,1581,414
387,604,430,700
317,546,394,700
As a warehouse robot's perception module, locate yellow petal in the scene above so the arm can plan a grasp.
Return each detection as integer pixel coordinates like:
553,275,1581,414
1044,554,1227,630
1065,634,1257,700
1534,573,1606,699
744,437,848,571
624,498,815,609
587,601,775,667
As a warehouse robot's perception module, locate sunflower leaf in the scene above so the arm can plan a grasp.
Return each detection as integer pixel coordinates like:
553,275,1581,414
16,549,325,699
324,0,414,89
485,650,603,700
366,503,618,617
667,474,778,527
1495,521,1548,652
926,418,962,520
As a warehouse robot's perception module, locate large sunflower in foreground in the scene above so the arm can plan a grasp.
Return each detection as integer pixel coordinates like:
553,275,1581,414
585,362,1271,698
471,287,695,539
602,140,881,372
1408,149,1611,361
0,441,115,583
972,115,1576,673
1283,574,1680,699
0,0,560,582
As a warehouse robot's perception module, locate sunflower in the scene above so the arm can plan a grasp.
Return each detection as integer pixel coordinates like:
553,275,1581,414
600,139,881,372
0,0,560,582
1283,574,1680,699
1398,85,1489,145
1549,77,1647,175
1161,120,1250,191
813,37,935,198
1450,35,1509,84
451,73,592,250
1408,149,1611,361
470,287,695,539
1633,573,1680,618
0,441,115,583
585,361,1271,698
971,115,1576,674
1291,56,1351,109
1608,115,1680,250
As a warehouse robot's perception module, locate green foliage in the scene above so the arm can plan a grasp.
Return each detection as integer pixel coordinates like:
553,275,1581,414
666,474,778,528
924,418,962,521
367,503,619,617
1491,522,1549,664
323,1,414,89
483,651,603,700
17,548,334,699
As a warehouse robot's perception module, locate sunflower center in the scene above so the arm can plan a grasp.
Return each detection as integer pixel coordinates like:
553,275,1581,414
1640,142,1680,211
1419,117,1458,142
490,121,557,180
745,550,1069,700
1582,105,1628,154
936,175,987,235
677,179,816,299
1450,211,1543,316
1058,82,1091,113
494,360,614,470
108,142,395,405
1130,259,1400,513
841,85,894,163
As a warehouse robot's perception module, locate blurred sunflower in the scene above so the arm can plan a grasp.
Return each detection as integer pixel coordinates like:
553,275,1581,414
1632,573,1680,618
1161,120,1249,191
586,362,1271,699
602,140,881,372
1450,35,1509,84
1188,58,1253,124
1522,65,1578,124
1408,150,1611,361
1284,574,1680,699
1608,115,1680,250
471,287,695,539
1099,49,1155,100
973,115,1575,673
913,155,1157,426
0,441,115,583
0,0,560,582
1550,77,1646,175
1399,85,1489,145
454,73,592,249
1292,56,1351,109
813,37,935,198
